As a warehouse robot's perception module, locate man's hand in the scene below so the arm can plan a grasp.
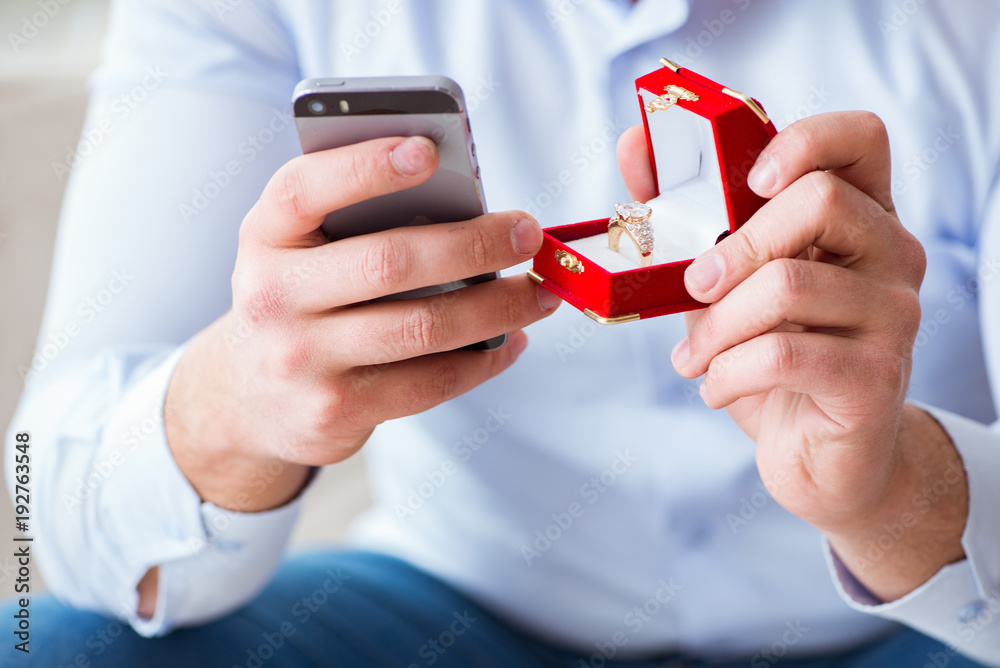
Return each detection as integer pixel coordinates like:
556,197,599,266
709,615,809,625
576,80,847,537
619,111,968,602
165,136,560,513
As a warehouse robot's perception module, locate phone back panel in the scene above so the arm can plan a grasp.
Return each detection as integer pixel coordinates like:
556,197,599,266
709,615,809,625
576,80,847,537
296,112,485,241
292,77,505,349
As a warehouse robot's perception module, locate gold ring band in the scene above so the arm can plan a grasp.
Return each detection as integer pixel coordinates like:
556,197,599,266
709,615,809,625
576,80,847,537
608,201,654,267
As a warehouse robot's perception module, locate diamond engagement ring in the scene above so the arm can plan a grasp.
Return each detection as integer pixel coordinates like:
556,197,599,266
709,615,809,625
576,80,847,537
608,201,654,267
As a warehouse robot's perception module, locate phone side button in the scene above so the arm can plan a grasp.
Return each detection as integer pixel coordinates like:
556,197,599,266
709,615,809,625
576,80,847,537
475,165,481,179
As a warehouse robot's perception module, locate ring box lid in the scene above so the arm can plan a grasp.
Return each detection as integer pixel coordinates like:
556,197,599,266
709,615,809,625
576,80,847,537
635,60,776,241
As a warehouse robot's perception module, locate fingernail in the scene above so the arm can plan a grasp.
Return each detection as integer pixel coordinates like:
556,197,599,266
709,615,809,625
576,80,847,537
687,255,723,293
747,152,777,194
391,136,436,176
511,332,528,357
671,337,690,369
538,285,562,311
512,217,542,255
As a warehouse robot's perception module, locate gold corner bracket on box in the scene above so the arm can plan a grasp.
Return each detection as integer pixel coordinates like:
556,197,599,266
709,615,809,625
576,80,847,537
555,249,584,274
584,309,641,326
659,57,681,72
721,87,770,125
527,269,545,285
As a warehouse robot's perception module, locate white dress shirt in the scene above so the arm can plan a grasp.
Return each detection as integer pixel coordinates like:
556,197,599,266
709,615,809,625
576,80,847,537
6,0,1000,663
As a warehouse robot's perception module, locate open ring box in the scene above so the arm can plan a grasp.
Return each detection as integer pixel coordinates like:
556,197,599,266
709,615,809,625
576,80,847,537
530,59,777,324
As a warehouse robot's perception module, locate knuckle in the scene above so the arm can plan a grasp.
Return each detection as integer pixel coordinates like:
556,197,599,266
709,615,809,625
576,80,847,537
467,223,494,268
487,345,513,378
867,348,907,393
231,258,246,296
900,288,923,323
237,272,293,327
342,149,383,195
787,118,822,157
694,305,720,348
361,234,411,295
399,301,450,354
333,393,368,432
496,285,524,328
803,171,842,212
341,321,376,362
733,229,769,267
854,111,889,148
309,385,351,434
703,356,728,401
895,289,924,341
903,234,928,285
424,358,462,401
704,355,722,387
275,332,314,378
309,379,372,437
765,333,796,383
238,209,260,247
913,237,928,273
768,258,808,306
270,162,311,222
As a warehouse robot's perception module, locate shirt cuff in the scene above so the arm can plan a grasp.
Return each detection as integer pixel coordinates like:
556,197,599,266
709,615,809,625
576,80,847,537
824,405,1000,666
134,497,303,636
92,345,310,636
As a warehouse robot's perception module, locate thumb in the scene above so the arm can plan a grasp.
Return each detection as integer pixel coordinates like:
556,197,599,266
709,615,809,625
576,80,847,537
616,124,657,203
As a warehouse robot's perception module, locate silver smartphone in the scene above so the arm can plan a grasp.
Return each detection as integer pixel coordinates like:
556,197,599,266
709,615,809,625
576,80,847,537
293,75,505,351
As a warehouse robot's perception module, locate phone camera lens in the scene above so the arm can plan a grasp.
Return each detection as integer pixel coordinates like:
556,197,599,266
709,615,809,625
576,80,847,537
308,100,327,115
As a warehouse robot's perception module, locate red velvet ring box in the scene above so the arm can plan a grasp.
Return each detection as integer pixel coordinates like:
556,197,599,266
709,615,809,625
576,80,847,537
529,59,777,324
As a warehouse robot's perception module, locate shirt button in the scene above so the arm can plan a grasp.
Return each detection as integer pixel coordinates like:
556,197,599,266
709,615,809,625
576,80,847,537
957,601,987,624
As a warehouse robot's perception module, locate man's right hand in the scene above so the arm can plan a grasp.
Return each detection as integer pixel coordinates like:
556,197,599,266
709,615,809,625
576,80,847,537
163,135,560,513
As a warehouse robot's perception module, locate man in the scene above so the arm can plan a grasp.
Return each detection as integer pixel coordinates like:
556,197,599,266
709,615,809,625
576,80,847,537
5,0,999,665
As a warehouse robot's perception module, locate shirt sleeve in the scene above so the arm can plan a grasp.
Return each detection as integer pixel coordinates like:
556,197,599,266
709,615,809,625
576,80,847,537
824,405,1000,667
3,0,310,636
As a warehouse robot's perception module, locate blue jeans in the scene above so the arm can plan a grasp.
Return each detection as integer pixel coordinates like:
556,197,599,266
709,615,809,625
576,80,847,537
1,550,986,667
